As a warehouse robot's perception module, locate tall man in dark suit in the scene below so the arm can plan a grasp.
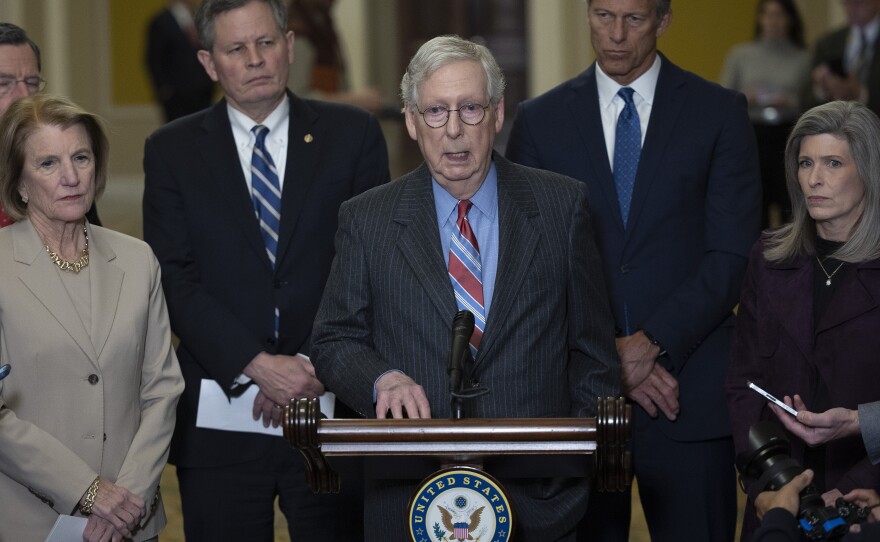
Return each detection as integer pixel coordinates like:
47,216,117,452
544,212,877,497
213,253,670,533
142,0,389,539
506,0,761,540
311,35,620,542
812,0,880,117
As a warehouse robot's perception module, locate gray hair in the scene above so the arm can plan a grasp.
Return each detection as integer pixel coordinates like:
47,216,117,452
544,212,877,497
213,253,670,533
586,0,672,19
764,100,880,263
195,0,287,51
400,35,506,110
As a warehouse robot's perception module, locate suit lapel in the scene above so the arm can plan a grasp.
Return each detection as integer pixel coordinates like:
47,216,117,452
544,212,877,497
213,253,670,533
476,156,540,363
764,256,880,355
13,221,99,366
569,68,623,230
765,257,814,358
625,54,687,235
275,93,320,268
87,226,124,361
393,164,458,328
196,100,270,270
817,260,880,333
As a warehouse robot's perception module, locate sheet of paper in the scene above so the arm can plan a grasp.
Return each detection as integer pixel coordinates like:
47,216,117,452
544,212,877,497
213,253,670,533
196,379,335,436
44,515,87,542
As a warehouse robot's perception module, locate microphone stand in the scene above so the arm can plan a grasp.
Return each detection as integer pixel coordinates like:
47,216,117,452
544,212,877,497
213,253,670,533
447,311,489,419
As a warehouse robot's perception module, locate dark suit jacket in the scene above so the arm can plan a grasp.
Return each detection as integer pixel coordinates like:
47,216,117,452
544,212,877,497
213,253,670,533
727,239,880,535
813,26,880,117
311,155,620,541
146,7,215,121
142,92,389,469
506,54,761,441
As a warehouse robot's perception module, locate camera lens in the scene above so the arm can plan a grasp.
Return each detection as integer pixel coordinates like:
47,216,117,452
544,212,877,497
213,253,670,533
736,421,803,491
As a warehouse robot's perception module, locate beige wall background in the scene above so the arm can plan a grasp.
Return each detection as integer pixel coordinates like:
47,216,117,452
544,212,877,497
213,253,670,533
0,0,850,179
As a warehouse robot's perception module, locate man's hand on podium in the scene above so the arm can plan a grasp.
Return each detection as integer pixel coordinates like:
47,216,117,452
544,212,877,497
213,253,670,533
376,371,432,419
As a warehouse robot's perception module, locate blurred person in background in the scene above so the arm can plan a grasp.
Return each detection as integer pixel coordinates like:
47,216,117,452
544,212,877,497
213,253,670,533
812,0,880,116
146,0,216,122
721,0,811,228
286,0,382,113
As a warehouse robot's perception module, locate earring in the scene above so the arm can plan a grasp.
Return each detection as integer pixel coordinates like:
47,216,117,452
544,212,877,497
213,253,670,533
21,194,28,203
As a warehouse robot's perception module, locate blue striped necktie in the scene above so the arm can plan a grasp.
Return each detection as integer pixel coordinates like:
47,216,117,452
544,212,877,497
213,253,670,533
251,125,282,335
448,200,486,354
614,87,641,226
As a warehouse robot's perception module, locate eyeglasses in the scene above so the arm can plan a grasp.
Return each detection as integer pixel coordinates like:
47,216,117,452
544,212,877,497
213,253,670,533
0,76,45,97
417,103,491,128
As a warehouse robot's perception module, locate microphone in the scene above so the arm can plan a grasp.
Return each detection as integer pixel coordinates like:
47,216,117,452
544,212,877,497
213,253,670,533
0,363,10,381
448,310,474,396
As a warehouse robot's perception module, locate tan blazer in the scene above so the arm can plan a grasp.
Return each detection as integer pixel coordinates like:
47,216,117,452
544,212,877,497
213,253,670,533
0,220,184,542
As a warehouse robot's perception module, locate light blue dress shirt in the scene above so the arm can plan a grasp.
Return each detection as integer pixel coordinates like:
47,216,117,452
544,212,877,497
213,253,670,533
432,162,499,316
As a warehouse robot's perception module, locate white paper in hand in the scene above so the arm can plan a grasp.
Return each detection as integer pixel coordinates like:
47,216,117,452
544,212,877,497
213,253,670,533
195,379,335,436
44,515,87,542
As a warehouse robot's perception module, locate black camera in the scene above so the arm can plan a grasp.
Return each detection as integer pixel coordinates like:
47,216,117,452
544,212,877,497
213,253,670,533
736,421,874,541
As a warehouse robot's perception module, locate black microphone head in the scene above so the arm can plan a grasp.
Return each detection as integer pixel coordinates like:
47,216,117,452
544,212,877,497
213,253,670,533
452,310,475,335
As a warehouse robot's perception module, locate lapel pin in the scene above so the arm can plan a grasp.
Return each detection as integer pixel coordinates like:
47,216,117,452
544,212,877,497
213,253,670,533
304,134,314,143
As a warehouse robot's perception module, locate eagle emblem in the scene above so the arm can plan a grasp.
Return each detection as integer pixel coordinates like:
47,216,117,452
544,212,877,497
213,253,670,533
439,505,484,541
408,468,513,542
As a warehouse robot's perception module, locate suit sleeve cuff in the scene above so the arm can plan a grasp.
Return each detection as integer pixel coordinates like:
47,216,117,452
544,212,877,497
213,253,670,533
374,369,404,403
859,401,880,465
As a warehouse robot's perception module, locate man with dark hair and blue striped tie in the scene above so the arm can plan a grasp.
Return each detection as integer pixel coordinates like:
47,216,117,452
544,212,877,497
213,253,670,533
311,34,620,542
141,0,389,540
506,0,762,540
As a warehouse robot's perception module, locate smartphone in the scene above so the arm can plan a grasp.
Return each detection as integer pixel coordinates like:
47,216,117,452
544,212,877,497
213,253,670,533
747,381,798,417
0,364,9,381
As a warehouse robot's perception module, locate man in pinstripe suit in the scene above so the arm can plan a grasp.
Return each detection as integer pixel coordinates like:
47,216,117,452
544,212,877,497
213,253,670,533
311,35,620,542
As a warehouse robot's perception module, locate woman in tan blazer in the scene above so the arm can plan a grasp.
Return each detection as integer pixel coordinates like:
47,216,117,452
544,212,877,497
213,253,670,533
0,95,184,542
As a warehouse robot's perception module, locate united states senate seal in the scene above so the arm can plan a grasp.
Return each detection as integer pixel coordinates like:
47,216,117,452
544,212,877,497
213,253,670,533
408,467,513,542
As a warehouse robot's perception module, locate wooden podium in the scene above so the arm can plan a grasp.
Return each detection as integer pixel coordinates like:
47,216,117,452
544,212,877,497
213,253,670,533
282,396,631,494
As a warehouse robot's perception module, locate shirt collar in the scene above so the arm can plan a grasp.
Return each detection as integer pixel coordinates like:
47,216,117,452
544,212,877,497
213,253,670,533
433,162,499,227
596,54,662,111
852,17,880,45
169,2,195,28
227,95,290,146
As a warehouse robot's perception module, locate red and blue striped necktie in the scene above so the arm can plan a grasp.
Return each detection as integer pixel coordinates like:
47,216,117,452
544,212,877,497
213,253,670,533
448,199,486,352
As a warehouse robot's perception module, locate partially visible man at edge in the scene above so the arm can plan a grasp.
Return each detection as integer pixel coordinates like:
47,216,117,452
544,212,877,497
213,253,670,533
0,22,100,227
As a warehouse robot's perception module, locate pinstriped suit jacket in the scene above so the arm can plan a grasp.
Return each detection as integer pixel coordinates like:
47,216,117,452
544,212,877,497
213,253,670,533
312,154,620,541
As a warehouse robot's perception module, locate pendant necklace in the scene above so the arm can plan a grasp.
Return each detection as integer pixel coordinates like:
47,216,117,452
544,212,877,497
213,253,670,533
816,256,844,287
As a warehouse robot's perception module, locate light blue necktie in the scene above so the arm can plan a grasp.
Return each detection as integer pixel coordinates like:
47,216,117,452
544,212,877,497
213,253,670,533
251,125,281,335
613,87,641,226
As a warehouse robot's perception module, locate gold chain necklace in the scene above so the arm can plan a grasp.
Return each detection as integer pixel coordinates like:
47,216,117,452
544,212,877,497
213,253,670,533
45,225,89,273
816,256,845,287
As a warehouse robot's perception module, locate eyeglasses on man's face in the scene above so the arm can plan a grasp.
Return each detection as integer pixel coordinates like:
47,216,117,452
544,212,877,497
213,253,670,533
417,102,491,128
0,76,45,97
